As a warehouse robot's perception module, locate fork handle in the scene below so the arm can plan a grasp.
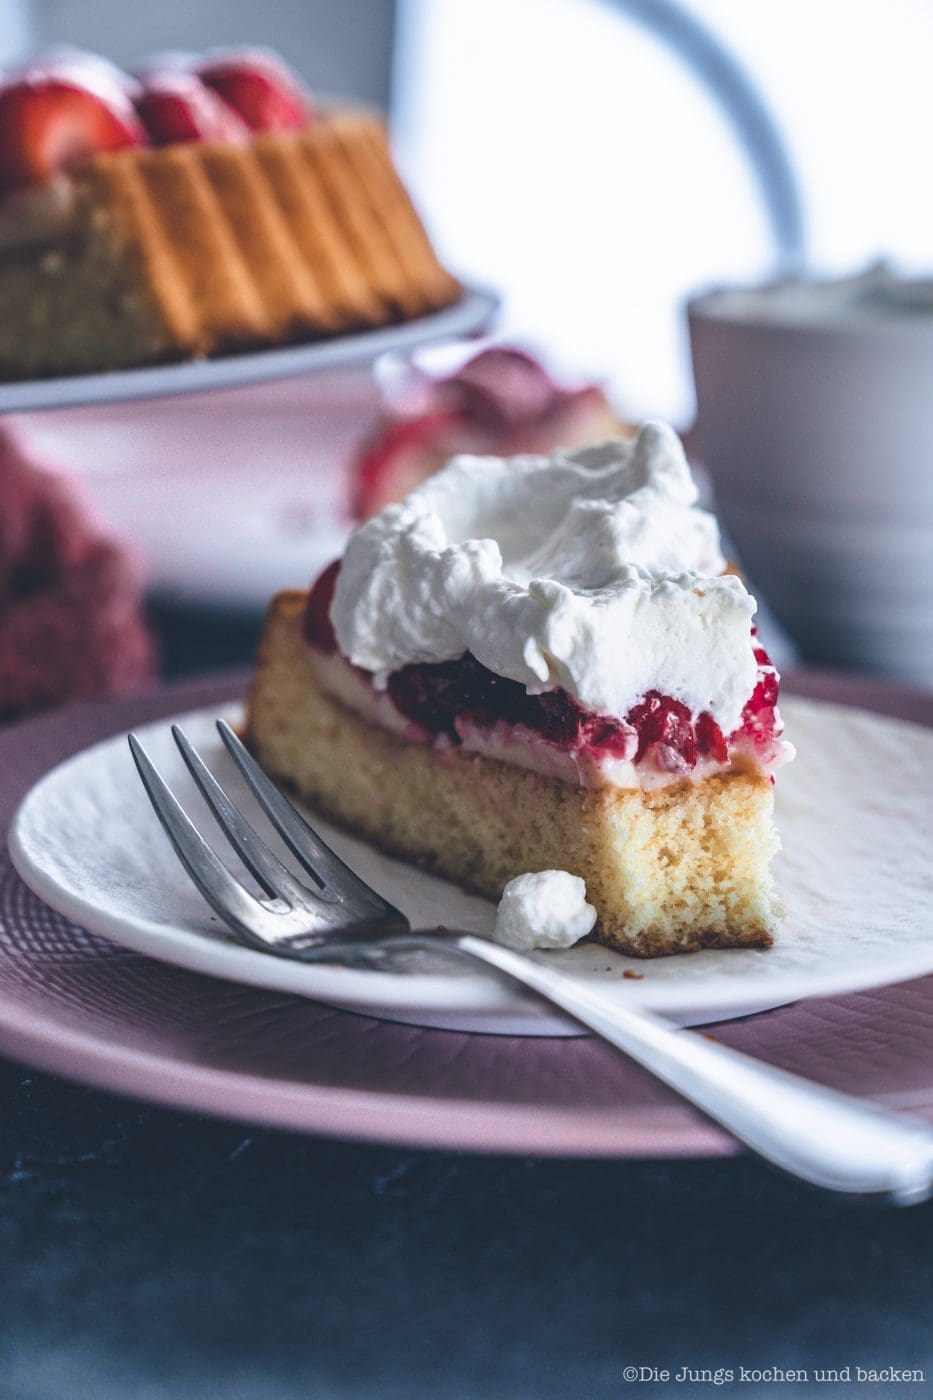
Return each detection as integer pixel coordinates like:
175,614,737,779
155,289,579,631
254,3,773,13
453,934,933,1204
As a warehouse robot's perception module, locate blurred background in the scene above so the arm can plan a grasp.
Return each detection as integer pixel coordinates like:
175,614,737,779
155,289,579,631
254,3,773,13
6,0,932,417
2,0,932,692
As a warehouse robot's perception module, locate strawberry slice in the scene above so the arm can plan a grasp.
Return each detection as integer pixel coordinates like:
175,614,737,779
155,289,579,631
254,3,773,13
198,49,314,132
136,70,250,146
0,71,144,195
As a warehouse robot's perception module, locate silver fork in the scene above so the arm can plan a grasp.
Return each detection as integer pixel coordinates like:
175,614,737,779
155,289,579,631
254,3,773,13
129,719,933,1205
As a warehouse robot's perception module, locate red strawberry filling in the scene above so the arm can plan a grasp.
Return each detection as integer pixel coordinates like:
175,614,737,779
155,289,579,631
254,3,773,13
302,558,340,654
303,565,782,775
739,644,781,752
695,709,729,764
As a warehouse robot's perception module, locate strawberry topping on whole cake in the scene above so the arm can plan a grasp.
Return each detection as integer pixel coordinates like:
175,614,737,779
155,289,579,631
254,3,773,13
198,49,315,131
304,424,793,790
0,53,145,196
0,46,315,199
135,68,252,146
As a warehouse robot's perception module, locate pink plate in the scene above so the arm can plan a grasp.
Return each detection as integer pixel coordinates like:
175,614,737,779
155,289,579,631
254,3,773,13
0,671,931,1158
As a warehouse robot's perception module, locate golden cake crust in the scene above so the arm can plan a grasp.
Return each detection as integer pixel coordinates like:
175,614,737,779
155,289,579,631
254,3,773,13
0,113,460,379
245,592,780,957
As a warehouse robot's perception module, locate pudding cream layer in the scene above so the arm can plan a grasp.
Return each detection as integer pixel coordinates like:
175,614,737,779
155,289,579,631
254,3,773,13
331,424,759,735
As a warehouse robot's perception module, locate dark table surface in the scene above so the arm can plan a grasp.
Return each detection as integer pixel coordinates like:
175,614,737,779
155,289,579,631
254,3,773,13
1,606,932,1400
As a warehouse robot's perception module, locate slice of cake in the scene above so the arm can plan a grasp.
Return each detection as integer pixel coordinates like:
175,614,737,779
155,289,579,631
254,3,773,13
0,48,459,379
247,423,793,957
353,346,631,518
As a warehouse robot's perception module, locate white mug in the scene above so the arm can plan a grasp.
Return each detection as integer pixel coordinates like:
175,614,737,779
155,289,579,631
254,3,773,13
688,270,933,685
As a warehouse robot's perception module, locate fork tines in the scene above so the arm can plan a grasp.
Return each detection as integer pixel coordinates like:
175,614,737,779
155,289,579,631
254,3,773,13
128,720,403,953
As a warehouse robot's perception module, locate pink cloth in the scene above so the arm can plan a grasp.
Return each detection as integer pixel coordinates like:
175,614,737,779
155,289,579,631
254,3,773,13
0,425,154,721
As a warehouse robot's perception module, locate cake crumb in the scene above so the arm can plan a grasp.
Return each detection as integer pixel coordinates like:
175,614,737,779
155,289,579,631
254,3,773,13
622,968,644,980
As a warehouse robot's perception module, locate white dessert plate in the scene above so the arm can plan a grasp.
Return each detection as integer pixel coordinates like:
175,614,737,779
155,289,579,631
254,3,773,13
8,696,933,1037
0,285,499,415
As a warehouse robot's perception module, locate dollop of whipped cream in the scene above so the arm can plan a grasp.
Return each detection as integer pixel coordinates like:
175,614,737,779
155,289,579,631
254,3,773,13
331,423,759,732
494,871,597,952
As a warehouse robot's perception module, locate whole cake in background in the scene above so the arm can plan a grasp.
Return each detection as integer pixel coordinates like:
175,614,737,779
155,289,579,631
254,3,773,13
0,46,459,379
352,345,630,517
0,425,153,720
248,423,794,958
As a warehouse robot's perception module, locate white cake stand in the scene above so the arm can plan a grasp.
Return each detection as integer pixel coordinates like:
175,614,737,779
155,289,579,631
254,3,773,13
3,284,499,608
0,284,499,414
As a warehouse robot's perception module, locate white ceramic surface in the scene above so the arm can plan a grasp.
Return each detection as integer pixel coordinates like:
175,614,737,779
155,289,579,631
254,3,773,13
0,285,499,415
8,696,933,1037
689,281,933,684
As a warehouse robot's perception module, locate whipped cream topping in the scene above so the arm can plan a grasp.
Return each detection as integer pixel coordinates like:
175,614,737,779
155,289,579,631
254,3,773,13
494,871,597,952
331,424,759,733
